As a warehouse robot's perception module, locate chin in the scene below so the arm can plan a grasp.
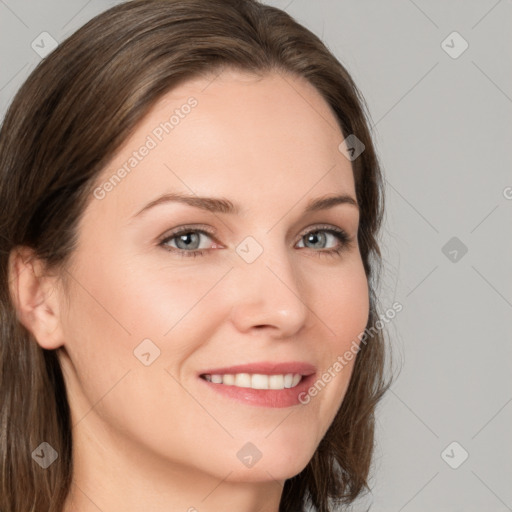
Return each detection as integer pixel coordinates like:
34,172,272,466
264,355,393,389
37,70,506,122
220,444,315,484
225,459,311,484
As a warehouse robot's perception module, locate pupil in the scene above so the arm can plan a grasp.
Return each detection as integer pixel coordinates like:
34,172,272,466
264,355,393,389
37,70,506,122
178,232,198,249
307,232,324,248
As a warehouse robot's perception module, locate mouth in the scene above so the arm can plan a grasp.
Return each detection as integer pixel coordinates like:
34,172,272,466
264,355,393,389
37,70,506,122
197,361,316,408
200,372,304,390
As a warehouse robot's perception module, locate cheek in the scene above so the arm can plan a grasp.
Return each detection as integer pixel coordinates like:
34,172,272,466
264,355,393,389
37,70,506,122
315,257,370,351
303,257,369,421
58,256,224,454
121,254,227,327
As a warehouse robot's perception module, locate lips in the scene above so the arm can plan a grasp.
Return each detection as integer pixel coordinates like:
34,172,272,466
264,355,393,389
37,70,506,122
197,361,317,408
198,361,317,377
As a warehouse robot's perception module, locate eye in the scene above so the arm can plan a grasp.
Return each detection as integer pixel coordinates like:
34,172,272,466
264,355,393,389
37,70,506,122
158,225,218,258
158,224,353,258
296,225,352,257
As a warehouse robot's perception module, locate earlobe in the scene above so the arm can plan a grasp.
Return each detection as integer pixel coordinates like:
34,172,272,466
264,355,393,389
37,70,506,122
8,247,65,350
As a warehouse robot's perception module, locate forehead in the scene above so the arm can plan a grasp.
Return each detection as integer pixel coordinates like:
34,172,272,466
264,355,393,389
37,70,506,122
91,68,355,221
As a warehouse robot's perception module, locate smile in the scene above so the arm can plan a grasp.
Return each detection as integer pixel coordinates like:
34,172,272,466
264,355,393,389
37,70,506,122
200,373,303,390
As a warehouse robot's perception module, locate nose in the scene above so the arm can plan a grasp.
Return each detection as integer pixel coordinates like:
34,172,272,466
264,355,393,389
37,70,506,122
226,241,310,338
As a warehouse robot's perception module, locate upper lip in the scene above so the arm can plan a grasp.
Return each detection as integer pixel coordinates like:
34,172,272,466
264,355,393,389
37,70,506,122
199,361,317,376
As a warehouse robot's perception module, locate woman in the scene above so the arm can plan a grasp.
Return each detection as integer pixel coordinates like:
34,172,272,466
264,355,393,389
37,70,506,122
0,0,392,510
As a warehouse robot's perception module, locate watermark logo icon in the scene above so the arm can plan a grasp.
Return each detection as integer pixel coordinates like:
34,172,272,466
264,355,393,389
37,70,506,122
236,442,262,468
442,236,468,263
133,338,161,366
441,31,469,59
441,441,469,469
31,32,58,59
32,442,59,469
236,236,264,264
338,134,365,161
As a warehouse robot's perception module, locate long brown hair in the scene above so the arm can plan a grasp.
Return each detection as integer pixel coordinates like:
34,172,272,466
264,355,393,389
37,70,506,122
0,1,392,510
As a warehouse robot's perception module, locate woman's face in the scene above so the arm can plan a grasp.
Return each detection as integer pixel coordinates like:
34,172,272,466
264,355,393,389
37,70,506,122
56,68,369,486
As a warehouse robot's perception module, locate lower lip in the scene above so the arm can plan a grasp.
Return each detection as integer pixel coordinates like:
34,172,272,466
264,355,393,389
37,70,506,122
198,374,316,408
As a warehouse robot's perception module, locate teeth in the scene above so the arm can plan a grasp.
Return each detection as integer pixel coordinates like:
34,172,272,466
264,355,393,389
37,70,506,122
235,373,251,388
268,374,283,389
203,372,303,390
283,374,294,388
222,374,235,385
251,374,269,389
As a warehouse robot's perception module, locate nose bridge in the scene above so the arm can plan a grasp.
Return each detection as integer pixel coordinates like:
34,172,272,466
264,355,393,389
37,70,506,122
227,233,309,336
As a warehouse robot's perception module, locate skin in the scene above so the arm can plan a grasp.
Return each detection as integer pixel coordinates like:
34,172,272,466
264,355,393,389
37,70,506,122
11,68,369,512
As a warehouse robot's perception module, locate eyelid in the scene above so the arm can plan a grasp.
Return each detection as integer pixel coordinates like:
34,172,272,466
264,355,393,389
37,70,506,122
157,224,219,243
297,223,352,240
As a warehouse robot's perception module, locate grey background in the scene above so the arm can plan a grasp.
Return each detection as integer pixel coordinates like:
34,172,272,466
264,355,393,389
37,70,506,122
1,1,511,511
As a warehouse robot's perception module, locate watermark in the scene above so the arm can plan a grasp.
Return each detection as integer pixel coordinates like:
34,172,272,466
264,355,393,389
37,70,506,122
93,96,198,200
338,134,365,161
31,441,59,469
236,441,263,468
440,31,469,59
503,186,512,200
441,441,469,469
298,301,402,404
441,236,468,263
133,338,161,366
31,31,58,59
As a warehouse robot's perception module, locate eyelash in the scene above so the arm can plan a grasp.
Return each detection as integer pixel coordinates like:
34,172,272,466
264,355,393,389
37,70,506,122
158,224,353,259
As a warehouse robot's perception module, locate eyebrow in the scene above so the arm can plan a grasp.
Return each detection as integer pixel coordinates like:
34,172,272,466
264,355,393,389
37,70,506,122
131,191,359,220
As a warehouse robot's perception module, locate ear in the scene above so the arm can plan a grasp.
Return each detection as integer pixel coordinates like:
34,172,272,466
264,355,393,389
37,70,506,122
8,246,65,350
